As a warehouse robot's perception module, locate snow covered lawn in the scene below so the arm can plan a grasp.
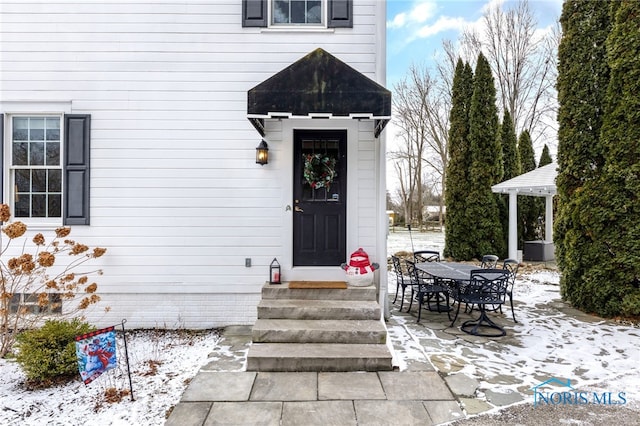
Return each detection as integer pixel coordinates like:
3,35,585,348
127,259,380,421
1,330,220,426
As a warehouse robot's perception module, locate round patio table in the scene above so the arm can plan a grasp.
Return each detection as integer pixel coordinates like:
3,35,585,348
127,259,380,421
415,262,509,337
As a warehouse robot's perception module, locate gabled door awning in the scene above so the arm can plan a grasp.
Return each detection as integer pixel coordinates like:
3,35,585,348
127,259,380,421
247,48,391,137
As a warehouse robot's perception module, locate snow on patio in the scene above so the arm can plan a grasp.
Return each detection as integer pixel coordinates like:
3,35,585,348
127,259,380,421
387,228,640,411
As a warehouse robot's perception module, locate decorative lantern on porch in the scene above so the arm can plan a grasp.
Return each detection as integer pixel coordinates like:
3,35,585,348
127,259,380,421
269,258,281,284
340,248,379,287
256,139,269,165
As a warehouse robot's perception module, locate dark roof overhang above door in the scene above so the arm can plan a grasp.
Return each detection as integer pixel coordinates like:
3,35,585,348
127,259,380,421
247,48,391,138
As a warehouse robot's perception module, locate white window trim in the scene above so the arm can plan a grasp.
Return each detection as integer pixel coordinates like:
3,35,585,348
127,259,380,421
3,112,66,228
268,0,328,29
0,100,72,114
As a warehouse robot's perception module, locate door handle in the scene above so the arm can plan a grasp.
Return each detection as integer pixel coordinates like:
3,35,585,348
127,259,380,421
295,206,304,212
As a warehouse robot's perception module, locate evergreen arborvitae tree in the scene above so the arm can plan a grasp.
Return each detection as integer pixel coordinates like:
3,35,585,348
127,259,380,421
444,60,474,259
539,144,552,166
555,0,613,313
465,53,504,259
517,130,539,247
498,110,520,257
564,1,640,317
518,130,536,173
535,144,553,240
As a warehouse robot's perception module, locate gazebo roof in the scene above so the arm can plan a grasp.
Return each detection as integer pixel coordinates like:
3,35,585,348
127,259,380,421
491,162,558,197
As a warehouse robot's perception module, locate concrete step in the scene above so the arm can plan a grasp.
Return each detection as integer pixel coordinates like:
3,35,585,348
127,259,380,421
252,319,388,344
257,299,381,320
261,283,377,301
246,343,394,372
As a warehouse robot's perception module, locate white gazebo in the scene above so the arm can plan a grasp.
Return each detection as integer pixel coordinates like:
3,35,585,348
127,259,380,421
491,162,558,260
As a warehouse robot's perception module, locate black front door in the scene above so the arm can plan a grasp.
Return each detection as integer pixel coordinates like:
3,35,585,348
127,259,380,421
293,130,347,266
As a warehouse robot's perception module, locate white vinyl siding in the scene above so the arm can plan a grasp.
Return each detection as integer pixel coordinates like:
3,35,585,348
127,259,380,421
0,0,385,328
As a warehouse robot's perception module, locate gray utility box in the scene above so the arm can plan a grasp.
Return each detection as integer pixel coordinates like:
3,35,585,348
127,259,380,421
523,241,555,262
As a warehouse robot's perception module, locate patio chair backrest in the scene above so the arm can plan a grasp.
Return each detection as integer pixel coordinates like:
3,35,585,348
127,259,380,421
503,258,519,286
413,250,440,263
404,259,420,284
391,255,408,281
459,268,510,305
480,254,499,268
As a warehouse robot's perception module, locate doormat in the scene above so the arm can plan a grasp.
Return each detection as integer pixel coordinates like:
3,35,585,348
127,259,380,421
288,281,348,289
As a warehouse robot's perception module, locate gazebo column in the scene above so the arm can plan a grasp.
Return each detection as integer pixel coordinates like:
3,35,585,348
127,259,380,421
545,194,553,242
508,190,518,260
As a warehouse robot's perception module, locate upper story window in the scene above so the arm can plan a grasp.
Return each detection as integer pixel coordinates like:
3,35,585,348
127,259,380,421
273,0,323,25
10,116,62,221
242,0,352,29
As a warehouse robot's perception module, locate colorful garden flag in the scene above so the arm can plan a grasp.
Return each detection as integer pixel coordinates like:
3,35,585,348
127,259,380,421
75,326,117,385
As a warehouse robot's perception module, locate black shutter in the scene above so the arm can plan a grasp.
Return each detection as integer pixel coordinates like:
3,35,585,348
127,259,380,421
0,114,3,204
328,0,352,28
64,114,90,225
242,0,267,27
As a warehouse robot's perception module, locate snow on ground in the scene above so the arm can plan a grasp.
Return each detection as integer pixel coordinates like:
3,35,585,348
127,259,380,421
0,330,220,426
1,228,638,425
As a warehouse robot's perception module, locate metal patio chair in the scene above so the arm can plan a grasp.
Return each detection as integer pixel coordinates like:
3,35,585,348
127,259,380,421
405,259,450,322
502,258,520,323
391,255,411,311
450,268,510,337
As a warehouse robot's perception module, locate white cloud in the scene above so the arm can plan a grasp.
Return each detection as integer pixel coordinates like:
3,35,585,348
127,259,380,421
387,0,438,29
415,16,469,39
388,12,408,29
412,1,438,23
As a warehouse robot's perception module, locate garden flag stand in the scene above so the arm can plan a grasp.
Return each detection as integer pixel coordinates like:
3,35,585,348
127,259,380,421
75,319,135,401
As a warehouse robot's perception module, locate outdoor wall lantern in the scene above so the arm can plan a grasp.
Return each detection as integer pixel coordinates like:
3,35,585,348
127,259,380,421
269,258,281,284
256,139,269,165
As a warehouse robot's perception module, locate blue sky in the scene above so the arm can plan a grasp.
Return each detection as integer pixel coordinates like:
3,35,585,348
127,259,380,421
386,0,563,88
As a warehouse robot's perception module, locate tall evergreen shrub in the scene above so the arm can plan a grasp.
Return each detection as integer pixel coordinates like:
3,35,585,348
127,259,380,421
565,1,640,316
501,111,521,180
465,53,504,259
444,60,474,259
517,130,540,246
555,0,613,313
539,144,552,166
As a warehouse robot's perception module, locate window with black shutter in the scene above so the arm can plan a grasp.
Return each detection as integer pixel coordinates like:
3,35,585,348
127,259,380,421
0,113,92,225
242,0,352,28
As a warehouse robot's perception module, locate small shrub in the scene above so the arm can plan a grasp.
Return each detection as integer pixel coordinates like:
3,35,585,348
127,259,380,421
15,318,95,387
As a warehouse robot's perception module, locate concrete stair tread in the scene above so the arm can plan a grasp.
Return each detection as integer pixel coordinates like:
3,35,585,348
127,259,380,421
261,283,377,301
253,318,386,331
258,299,379,308
252,319,387,344
246,343,394,371
257,299,381,320
249,342,392,357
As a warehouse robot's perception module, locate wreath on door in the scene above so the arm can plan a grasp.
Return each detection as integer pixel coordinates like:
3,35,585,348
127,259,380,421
303,153,337,189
